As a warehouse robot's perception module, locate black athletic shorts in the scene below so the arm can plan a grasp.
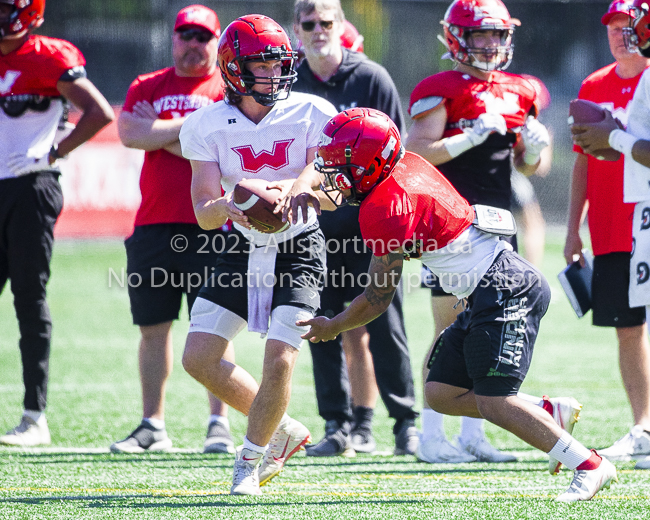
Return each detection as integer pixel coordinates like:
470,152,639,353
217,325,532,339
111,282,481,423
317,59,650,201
126,223,227,326
592,252,647,328
197,224,326,320
426,250,551,396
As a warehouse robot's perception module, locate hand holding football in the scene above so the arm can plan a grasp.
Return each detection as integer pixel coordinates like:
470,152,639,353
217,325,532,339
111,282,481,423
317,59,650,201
233,178,291,234
568,99,621,161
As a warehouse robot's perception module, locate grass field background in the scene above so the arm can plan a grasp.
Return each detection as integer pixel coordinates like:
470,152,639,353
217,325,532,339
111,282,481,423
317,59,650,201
1,231,649,519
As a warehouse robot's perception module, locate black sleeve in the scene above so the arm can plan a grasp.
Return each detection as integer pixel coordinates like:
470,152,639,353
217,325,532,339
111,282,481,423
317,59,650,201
58,65,87,82
367,65,405,135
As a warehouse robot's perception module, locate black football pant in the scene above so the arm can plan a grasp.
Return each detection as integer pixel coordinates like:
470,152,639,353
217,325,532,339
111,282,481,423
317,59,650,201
310,257,417,427
0,171,63,412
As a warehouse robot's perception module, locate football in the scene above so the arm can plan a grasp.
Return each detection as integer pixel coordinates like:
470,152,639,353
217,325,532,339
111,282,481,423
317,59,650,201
568,99,621,161
233,178,290,234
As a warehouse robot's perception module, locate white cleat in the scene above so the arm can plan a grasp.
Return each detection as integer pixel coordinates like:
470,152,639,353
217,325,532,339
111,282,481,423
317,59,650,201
599,425,650,462
230,447,262,495
416,433,477,463
0,415,51,447
455,434,517,463
556,456,617,502
544,396,582,475
258,417,311,486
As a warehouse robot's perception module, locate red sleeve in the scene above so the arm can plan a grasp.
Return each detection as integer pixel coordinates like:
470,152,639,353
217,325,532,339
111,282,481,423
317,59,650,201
35,37,86,91
123,76,147,113
408,72,460,118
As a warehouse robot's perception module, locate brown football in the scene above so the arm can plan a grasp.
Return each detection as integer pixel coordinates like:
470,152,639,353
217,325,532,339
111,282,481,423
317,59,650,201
568,99,621,161
233,178,290,234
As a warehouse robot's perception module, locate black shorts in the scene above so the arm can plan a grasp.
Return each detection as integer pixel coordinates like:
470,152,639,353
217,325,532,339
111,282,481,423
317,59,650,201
197,225,326,320
421,235,519,296
126,224,226,326
592,252,647,328
426,250,551,396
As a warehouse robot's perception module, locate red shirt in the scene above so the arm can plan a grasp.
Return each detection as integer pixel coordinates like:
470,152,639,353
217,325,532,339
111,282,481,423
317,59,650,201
123,67,224,226
575,62,647,255
359,152,475,256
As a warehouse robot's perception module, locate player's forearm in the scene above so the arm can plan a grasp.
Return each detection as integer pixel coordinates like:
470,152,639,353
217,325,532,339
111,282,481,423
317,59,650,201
329,292,392,335
631,139,650,169
405,137,453,165
566,156,588,235
118,113,185,151
194,197,229,230
513,151,539,176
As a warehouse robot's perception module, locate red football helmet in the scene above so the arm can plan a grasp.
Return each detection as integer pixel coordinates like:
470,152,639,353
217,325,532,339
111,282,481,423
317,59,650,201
340,20,364,52
218,14,297,106
316,108,403,206
0,0,45,39
441,0,520,71
624,0,650,56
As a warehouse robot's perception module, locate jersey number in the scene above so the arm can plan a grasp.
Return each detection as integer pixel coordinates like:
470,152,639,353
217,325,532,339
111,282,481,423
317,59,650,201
232,139,295,173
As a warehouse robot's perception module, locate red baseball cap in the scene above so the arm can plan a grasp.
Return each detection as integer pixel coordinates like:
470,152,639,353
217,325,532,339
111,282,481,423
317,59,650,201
601,0,634,25
174,5,221,37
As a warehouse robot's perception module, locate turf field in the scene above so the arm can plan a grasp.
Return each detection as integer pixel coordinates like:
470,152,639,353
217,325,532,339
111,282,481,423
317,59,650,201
1,233,649,519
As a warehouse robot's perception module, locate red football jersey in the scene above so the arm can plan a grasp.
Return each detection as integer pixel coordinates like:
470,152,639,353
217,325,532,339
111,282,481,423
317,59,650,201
359,152,475,256
574,62,647,255
123,67,224,226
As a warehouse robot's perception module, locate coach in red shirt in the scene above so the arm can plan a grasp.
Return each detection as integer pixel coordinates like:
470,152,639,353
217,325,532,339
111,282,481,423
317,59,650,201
564,0,650,462
110,5,234,455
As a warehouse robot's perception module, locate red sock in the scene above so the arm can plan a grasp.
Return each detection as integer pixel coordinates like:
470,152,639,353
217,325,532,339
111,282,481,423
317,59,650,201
541,395,553,415
576,450,602,471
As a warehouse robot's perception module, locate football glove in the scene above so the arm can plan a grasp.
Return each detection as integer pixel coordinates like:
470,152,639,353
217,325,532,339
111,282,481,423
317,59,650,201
445,113,507,158
522,116,550,164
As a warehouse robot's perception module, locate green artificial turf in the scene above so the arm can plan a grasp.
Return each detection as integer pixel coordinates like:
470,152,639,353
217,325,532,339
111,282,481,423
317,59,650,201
0,234,649,519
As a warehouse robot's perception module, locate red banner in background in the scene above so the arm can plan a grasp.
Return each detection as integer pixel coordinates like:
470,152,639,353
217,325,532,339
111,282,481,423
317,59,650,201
54,107,143,239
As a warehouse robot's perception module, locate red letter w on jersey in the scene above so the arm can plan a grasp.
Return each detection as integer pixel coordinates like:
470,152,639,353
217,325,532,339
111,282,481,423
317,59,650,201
232,139,294,174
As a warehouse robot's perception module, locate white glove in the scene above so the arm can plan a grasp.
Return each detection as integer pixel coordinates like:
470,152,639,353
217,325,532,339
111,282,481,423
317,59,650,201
445,112,507,158
522,115,550,164
7,151,53,176
466,112,507,146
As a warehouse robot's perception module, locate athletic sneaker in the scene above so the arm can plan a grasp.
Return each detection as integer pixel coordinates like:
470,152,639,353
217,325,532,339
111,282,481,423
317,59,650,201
0,415,51,447
110,420,172,454
203,420,235,454
258,417,311,486
394,419,419,456
635,455,650,469
455,434,517,463
543,396,582,475
350,427,376,454
305,420,355,458
416,432,477,463
556,456,617,502
231,446,262,495
599,425,650,462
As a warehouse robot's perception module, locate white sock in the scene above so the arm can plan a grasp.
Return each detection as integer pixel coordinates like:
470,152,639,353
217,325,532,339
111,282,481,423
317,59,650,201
209,415,230,429
24,410,45,425
143,417,165,430
243,435,267,454
421,409,445,441
548,431,592,470
459,416,484,443
517,392,544,407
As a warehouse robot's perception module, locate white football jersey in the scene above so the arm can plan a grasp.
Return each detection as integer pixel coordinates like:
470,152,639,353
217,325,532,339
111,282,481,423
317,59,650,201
180,92,337,245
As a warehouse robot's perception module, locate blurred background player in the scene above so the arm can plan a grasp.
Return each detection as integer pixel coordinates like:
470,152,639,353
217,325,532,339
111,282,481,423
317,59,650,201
405,0,551,463
180,15,337,494
110,5,236,455
292,0,418,457
0,0,114,446
567,0,650,466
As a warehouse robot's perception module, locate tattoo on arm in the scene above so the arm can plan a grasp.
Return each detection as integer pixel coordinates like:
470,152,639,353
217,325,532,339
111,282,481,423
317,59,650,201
364,252,403,307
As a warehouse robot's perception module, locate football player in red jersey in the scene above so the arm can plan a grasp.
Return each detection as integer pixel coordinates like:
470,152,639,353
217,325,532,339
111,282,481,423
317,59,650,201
0,0,114,446
564,0,650,467
110,4,237,457
570,0,650,470
282,107,617,502
404,0,551,465
179,14,337,495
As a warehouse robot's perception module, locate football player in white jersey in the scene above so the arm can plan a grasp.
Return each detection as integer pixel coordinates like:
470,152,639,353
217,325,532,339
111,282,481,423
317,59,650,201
179,14,337,495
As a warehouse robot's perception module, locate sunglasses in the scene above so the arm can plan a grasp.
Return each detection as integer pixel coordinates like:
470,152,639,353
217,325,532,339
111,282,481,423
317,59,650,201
177,28,214,43
300,20,335,32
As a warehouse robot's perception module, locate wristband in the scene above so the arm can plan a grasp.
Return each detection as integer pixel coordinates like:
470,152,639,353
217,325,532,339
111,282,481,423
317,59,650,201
444,133,474,158
523,151,541,165
608,129,637,156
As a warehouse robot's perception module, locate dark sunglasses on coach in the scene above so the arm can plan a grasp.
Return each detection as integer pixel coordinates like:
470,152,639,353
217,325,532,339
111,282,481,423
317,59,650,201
300,20,335,31
177,28,214,43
